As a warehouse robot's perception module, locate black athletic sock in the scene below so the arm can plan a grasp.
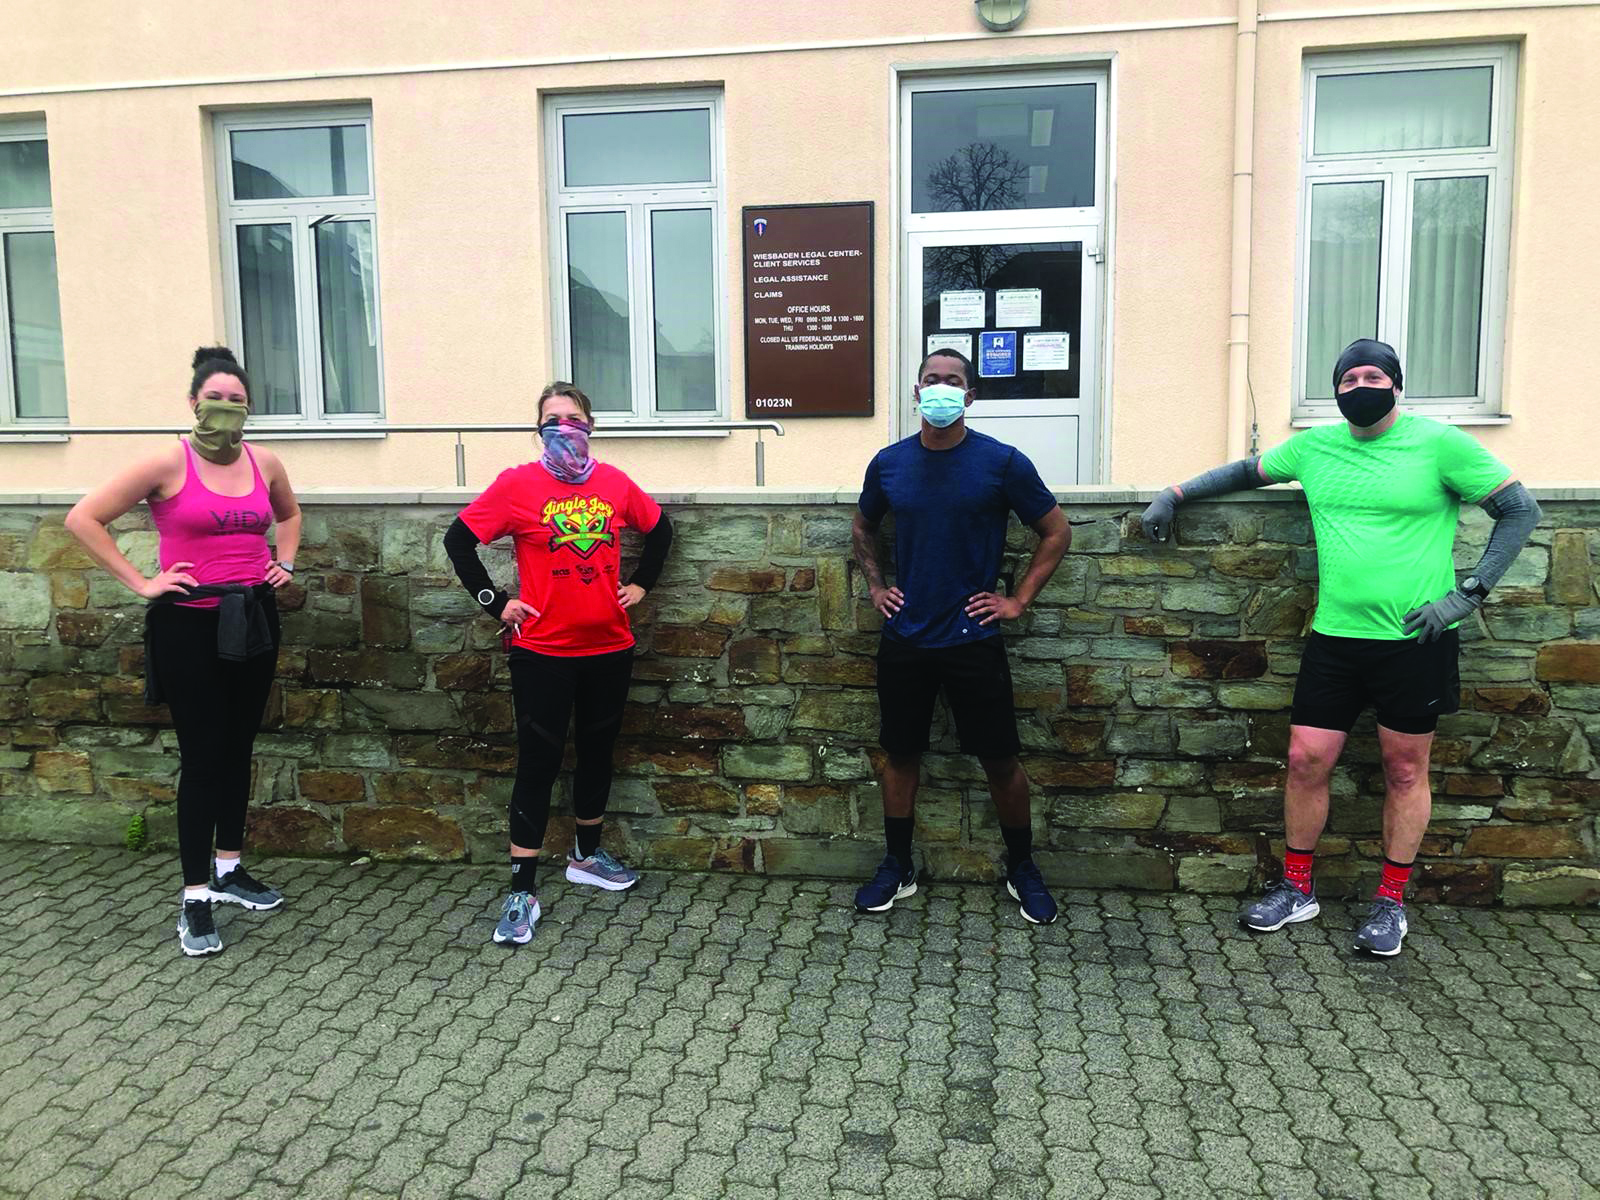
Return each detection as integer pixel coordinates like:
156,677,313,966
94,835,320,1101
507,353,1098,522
576,822,603,860
1000,823,1033,873
884,816,914,875
511,856,538,894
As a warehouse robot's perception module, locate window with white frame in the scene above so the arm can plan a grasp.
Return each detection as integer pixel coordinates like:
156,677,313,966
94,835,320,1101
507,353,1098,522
0,121,66,423
1297,46,1517,416
548,92,725,421
216,108,384,422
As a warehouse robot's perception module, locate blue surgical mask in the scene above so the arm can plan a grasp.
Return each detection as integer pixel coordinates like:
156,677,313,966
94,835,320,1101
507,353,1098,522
917,384,967,429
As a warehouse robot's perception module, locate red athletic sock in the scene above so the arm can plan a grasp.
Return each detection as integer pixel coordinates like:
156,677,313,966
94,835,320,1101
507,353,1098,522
1283,846,1314,895
1377,858,1413,905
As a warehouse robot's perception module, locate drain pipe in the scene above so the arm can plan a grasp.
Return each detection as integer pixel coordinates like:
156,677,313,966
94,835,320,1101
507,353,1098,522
1227,0,1259,458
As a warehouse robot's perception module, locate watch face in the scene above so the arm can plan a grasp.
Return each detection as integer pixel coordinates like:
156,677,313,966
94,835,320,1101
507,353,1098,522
477,589,496,605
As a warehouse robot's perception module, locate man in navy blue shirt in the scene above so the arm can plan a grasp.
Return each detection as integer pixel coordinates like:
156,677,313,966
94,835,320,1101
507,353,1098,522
852,349,1072,924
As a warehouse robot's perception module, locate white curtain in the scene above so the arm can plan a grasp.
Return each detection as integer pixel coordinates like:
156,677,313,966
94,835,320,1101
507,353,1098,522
1305,181,1382,399
0,141,51,209
315,220,382,415
4,231,67,418
1406,176,1487,398
566,211,633,412
1314,67,1492,155
651,208,717,413
237,224,301,416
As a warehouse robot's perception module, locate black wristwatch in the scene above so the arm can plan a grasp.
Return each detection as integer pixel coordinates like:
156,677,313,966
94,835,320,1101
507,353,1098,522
476,587,508,618
1460,575,1490,600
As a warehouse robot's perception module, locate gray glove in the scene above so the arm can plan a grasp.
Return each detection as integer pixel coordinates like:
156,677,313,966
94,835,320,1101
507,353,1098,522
1141,459,1269,544
1402,589,1481,643
1140,489,1181,543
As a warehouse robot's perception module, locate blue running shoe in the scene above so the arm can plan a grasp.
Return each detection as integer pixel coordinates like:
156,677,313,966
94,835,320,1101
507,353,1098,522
855,855,917,913
1005,859,1059,925
493,890,539,946
1354,897,1408,957
1239,879,1320,932
566,847,639,891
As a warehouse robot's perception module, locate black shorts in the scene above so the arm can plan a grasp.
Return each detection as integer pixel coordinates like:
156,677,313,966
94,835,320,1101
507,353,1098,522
1290,629,1460,736
876,633,1021,759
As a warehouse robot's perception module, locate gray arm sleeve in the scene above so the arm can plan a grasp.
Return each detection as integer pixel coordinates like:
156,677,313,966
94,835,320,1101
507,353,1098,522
1470,481,1542,591
1174,457,1270,502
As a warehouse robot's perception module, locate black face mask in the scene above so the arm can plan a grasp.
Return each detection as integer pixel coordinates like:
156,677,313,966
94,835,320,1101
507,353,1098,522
1337,385,1396,428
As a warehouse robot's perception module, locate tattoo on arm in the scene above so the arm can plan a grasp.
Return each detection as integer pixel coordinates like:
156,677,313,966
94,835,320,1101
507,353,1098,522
852,515,886,592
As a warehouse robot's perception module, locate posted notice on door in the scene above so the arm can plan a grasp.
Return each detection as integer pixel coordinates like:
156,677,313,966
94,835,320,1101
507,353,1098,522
1022,332,1071,371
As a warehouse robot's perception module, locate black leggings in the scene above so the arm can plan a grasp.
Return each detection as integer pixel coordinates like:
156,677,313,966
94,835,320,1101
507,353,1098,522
148,598,280,887
508,647,634,850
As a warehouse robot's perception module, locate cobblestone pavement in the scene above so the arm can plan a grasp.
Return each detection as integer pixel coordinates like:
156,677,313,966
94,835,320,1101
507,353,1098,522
4,845,1600,1200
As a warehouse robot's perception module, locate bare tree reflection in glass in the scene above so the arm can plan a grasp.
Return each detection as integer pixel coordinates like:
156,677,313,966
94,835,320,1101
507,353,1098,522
923,143,1026,290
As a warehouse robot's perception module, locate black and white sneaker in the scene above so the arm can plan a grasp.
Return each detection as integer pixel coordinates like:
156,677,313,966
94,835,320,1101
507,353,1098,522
177,899,223,956
209,866,284,911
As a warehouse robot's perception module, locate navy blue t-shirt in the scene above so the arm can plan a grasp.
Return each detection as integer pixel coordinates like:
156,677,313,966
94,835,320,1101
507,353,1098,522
858,430,1057,648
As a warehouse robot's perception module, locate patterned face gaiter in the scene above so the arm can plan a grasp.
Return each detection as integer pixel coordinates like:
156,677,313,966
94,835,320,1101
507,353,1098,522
539,417,596,484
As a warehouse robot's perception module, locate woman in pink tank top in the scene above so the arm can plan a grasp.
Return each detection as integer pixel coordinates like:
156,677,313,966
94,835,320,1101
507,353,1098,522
66,347,302,958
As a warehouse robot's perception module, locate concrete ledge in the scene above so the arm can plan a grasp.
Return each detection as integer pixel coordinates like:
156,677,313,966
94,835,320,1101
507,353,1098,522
6,484,1600,507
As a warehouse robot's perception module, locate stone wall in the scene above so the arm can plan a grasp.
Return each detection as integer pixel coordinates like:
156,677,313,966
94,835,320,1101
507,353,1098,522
1,491,1598,905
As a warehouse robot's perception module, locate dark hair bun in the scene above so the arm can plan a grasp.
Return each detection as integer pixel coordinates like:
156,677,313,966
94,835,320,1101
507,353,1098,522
192,345,238,370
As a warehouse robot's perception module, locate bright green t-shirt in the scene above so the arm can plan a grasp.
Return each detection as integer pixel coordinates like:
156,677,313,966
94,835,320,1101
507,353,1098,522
1261,412,1510,640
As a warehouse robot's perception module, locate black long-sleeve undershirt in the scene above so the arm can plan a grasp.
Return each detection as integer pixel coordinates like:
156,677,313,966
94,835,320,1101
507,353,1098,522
631,513,673,591
444,517,504,616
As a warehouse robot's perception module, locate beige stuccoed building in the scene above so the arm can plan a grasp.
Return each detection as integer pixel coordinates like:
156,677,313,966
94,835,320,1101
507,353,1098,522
1,0,1597,494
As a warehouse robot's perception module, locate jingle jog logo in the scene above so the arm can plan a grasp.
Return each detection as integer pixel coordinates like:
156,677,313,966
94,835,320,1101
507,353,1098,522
540,495,616,558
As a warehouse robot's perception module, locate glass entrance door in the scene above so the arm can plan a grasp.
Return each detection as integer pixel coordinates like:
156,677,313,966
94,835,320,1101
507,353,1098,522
900,71,1106,484
909,226,1099,484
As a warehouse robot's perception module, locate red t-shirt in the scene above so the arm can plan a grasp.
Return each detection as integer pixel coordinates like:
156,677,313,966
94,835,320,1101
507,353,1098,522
459,461,662,656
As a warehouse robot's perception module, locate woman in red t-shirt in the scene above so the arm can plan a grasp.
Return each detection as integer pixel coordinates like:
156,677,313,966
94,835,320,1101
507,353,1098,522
445,382,673,946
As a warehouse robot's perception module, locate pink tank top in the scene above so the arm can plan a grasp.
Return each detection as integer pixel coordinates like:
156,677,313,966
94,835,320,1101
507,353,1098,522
149,440,273,609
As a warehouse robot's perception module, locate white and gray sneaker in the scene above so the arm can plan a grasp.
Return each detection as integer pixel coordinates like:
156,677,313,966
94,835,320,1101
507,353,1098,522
208,866,284,911
1354,897,1409,956
566,847,640,891
177,898,223,956
1239,879,1321,932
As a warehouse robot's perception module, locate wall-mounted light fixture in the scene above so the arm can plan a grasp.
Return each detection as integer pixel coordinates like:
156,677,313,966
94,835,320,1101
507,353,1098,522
974,0,1028,31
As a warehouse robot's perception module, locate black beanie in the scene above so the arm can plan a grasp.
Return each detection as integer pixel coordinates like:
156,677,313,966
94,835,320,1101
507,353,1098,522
1332,338,1403,392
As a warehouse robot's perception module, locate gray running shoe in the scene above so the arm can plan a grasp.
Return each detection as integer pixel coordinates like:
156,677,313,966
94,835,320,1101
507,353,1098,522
1354,896,1409,956
493,890,539,946
177,899,223,957
208,865,283,911
1239,879,1320,932
566,847,639,891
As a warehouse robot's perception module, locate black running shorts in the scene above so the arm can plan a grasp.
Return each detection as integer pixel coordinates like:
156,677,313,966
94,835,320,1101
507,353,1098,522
1290,628,1460,735
876,633,1021,759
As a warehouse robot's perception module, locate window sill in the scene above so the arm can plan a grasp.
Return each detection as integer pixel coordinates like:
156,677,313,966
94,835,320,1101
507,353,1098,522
243,428,389,441
592,426,731,439
0,432,69,443
1291,413,1510,428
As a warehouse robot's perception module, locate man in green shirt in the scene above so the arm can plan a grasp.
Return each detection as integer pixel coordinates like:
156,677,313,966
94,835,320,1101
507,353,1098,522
1140,339,1540,956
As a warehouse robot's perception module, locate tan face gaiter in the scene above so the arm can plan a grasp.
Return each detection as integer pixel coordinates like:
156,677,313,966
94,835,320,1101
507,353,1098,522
190,398,248,464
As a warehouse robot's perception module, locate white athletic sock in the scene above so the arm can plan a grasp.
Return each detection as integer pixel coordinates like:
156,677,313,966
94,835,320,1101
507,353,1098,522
215,856,240,879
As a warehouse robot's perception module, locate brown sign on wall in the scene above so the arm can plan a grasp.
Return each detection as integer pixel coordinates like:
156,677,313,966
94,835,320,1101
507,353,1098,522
742,202,874,418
